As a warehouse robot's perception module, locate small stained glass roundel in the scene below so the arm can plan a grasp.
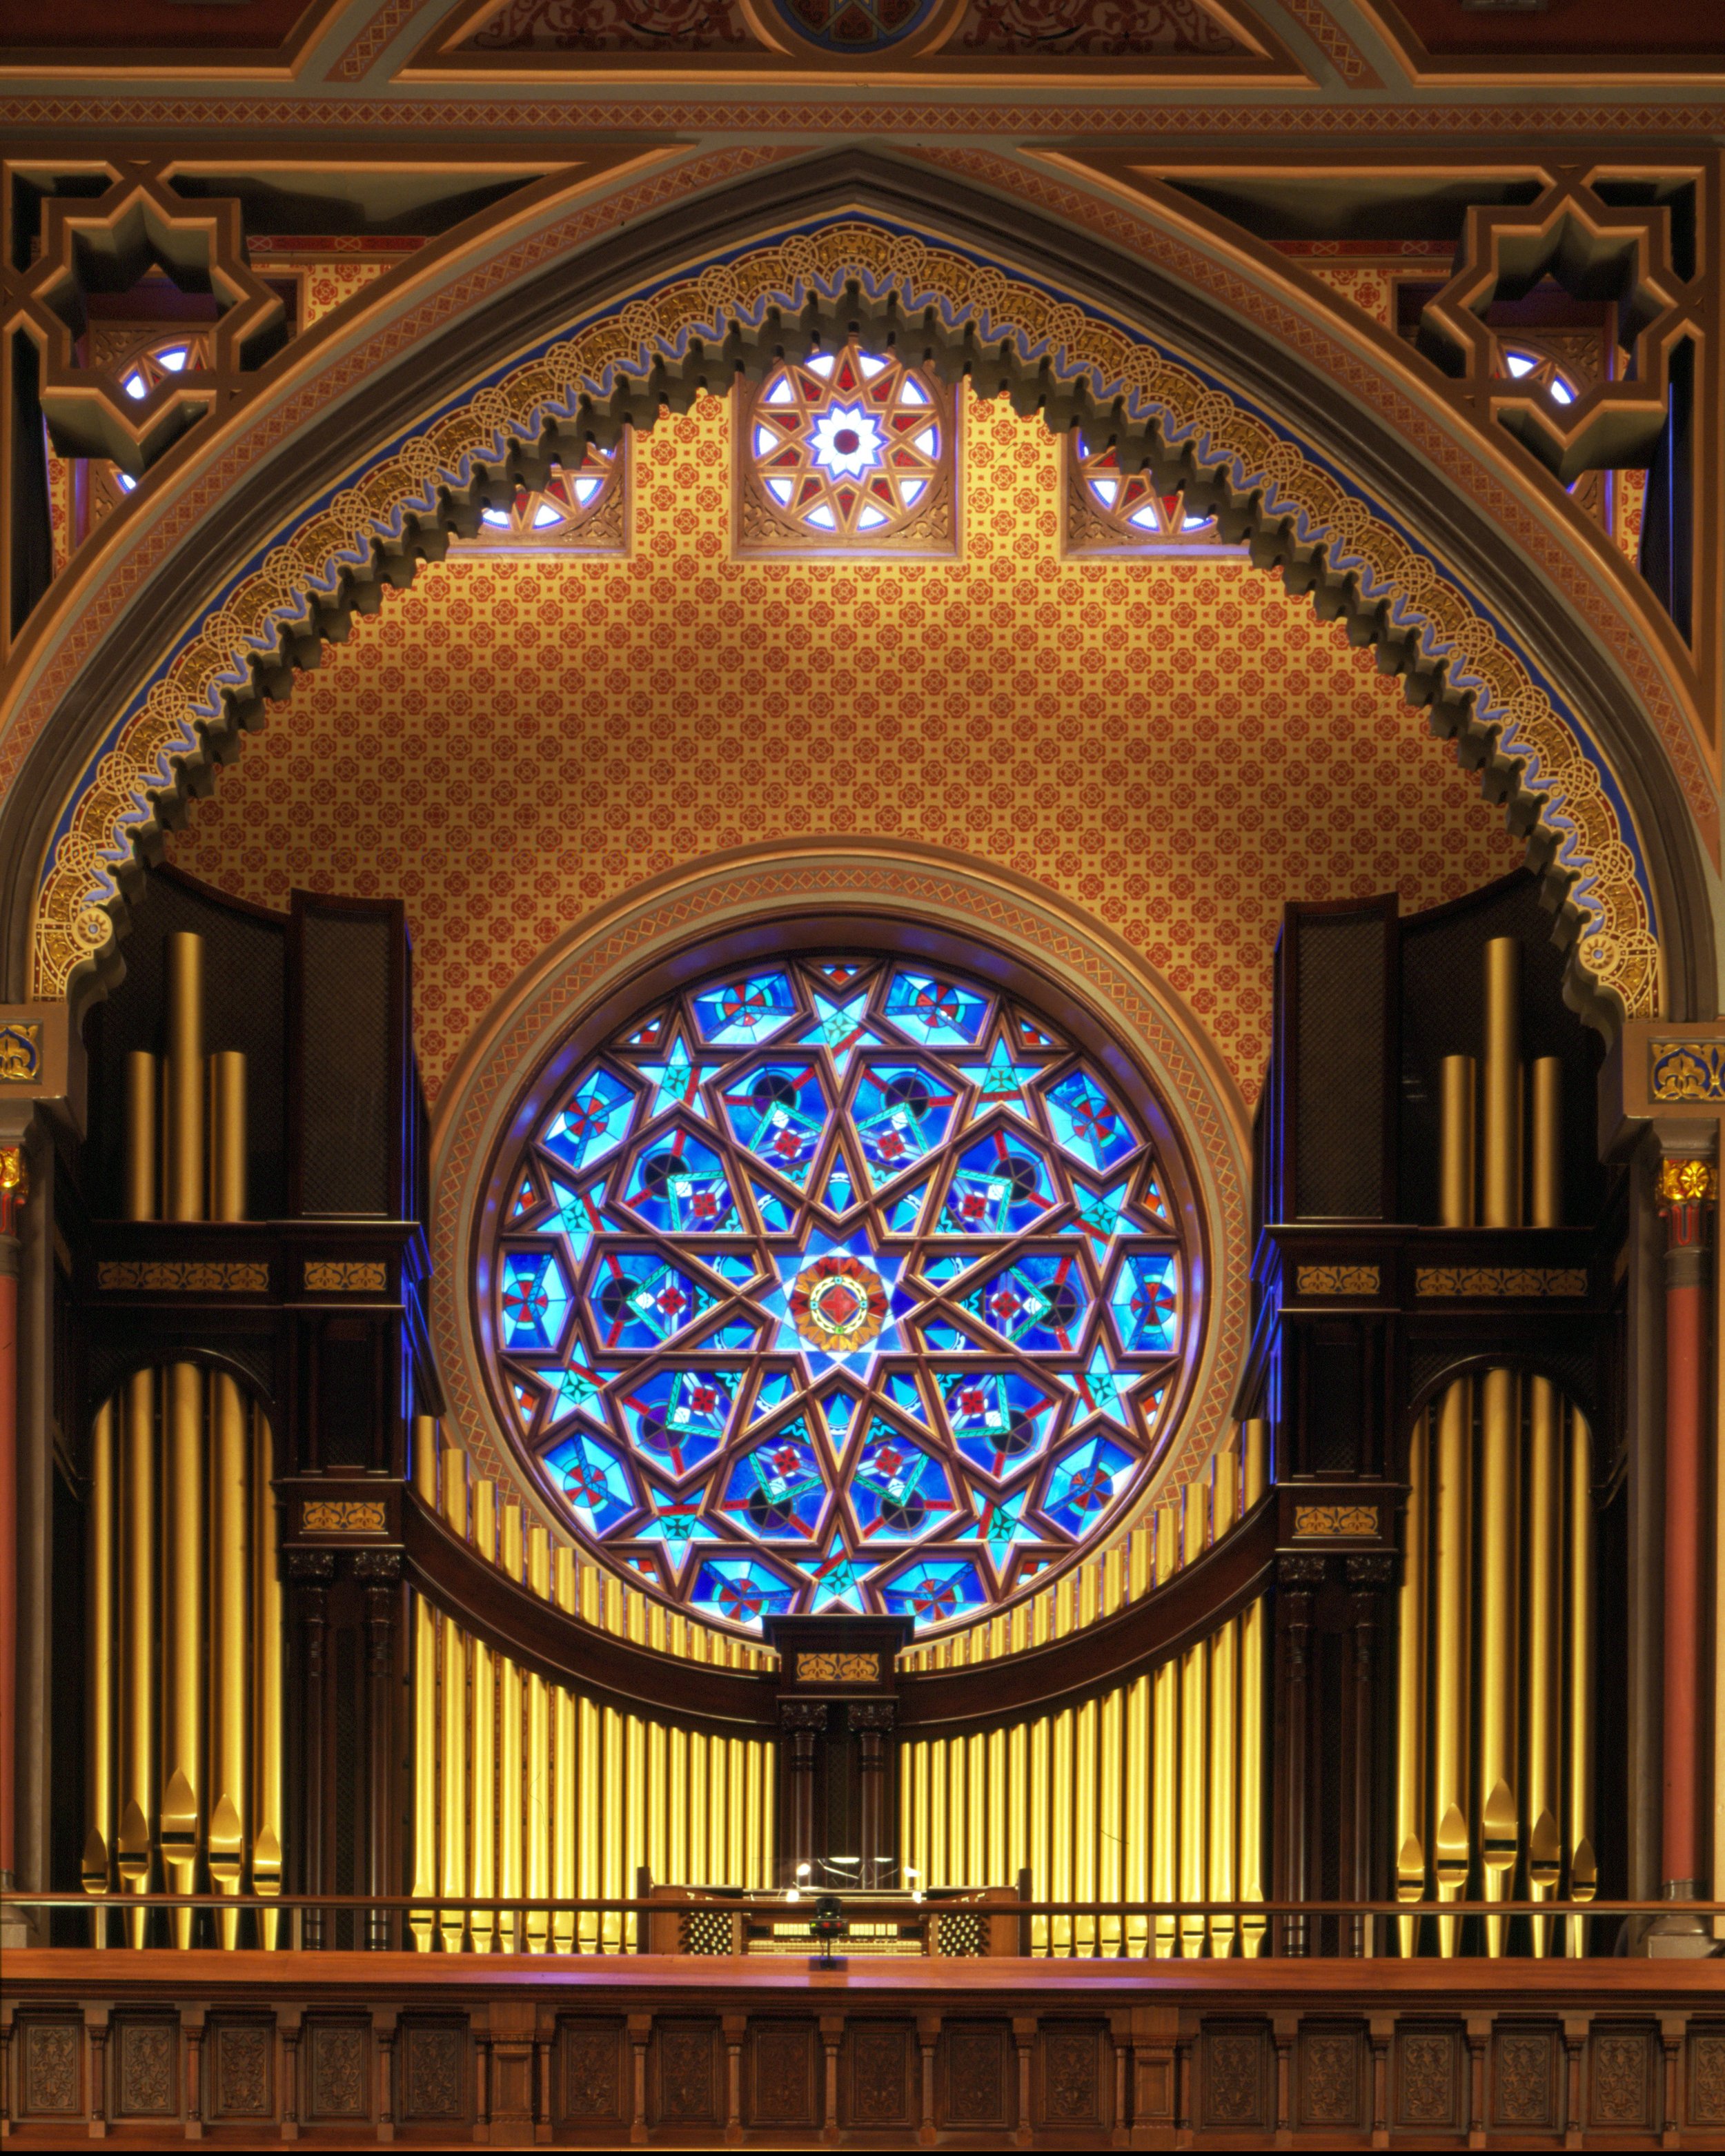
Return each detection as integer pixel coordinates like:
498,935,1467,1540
738,339,956,555
480,952,1194,1634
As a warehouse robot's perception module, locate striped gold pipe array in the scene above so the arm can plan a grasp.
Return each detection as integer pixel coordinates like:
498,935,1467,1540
408,1418,776,1952
1394,939,1596,1957
82,935,282,1949
899,1425,1270,1957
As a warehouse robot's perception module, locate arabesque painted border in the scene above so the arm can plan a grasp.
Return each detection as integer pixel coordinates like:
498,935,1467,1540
32,216,1658,1023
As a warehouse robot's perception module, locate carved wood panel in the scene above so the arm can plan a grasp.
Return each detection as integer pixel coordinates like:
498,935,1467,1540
652,2021,720,2126
1202,2021,1271,2132
19,2022,81,2117
1039,2021,1106,2127
940,2021,1012,2130
113,2021,177,2117
747,2021,817,2129
1394,2025,1461,2130
1691,2030,1725,2129
208,2021,274,2120
1297,2024,1364,2128
1588,2026,1655,2130
1492,2026,1557,2130
560,2019,627,2126
304,2020,371,2121
400,2019,465,2122
845,2021,915,2130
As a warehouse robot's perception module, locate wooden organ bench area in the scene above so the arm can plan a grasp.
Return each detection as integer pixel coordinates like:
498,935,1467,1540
4,864,1721,2151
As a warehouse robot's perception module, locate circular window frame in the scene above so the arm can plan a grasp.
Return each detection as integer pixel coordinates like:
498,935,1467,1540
466,905,1218,1638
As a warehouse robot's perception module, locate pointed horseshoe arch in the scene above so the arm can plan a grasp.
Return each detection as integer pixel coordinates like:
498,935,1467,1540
5,151,1692,1031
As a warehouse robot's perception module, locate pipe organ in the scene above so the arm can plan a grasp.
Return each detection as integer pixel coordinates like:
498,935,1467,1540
901,1425,1270,1955
81,933,284,1949
50,865,1627,1966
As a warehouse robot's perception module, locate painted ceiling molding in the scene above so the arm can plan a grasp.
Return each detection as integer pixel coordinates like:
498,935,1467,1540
424,840,1253,1516
28,217,1658,1031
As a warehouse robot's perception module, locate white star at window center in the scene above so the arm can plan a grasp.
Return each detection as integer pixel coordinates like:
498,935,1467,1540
809,404,885,480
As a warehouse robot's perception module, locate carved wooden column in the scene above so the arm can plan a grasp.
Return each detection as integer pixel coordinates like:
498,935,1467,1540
1272,1554,1325,1956
849,1701,896,1886
355,1551,403,1948
780,1702,826,1877
286,1551,335,1948
1343,1554,1395,1957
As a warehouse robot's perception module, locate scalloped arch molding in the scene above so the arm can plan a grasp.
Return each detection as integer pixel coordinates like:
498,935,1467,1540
23,170,1664,1025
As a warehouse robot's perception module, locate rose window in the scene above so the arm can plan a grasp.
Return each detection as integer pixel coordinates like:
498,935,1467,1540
480,951,1194,1634
1066,428,1234,551
738,340,956,554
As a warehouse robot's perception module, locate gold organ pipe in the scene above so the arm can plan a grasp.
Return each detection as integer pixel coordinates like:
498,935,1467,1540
123,1052,157,1222
160,1362,203,1951
1478,1366,1519,1955
727,1737,746,1890
667,1725,688,1890
1208,1459,1239,1958
1239,1421,1268,1959
82,1401,116,1923
1125,1673,1150,1956
525,1528,552,1952
437,1456,469,1952
553,1548,578,1952
1098,1687,1123,1956
1006,1721,1028,1896
251,1411,283,1950
408,1587,437,1951
1070,1703,1096,1955
1526,1380,1561,1955
207,1374,250,1949
469,1482,497,1953
1567,1410,1597,1952
1394,1414,1428,1956
577,1690,601,1941
1530,1058,1562,1229
967,1729,986,1901
603,1705,625,1948
1150,1505,1179,1957
118,1370,155,1947
1439,1057,1477,1227
1051,1710,1074,1952
1029,1714,1051,1953
1178,1486,1209,1957
987,1725,1007,1890
626,1712,647,1944
1432,1378,1472,1957
208,1052,246,1221
499,1505,524,1951
1481,938,1520,1228
164,933,205,1223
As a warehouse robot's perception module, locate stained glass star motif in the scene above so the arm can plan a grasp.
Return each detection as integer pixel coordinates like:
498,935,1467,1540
546,1178,611,1268
955,1038,1042,1126
1070,1173,1135,1256
1059,1343,1145,1433
533,1353,609,1433
759,1227,913,1378
634,1483,720,1576
805,1536,869,1614
638,1032,722,1122
797,991,880,1075
956,1487,1041,1572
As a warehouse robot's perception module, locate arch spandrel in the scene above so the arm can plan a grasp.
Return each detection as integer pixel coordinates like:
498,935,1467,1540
1,150,1688,1031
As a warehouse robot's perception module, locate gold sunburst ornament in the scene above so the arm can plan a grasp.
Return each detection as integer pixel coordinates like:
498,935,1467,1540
789,1253,889,1358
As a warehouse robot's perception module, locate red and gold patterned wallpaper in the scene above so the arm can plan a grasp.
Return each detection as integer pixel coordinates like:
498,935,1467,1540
170,386,1519,1104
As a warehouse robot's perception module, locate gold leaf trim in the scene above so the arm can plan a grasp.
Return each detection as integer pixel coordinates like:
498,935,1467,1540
98,1259,268,1292
0,1021,41,1082
1651,1041,1725,1103
1292,1505,1379,1537
1414,1267,1588,1298
300,1499,387,1534
303,1260,388,1293
795,1652,880,1684
1295,1264,1380,1295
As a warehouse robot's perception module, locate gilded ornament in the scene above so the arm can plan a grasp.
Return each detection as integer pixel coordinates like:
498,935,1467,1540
1656,1157,1718,1206
1292,1505,1379,1538
0,1144,28,1198
303,1260,389,1292
796,1652,880,1684
0,1021,41,1082
1651,1040,1725,1102
97,1259,268,1292
1414,1267,1588,1298
300,1499,388,1534
1295,1265,1379,1296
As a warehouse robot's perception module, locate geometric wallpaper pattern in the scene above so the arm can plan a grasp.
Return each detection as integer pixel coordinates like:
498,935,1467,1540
171,386,1521,1104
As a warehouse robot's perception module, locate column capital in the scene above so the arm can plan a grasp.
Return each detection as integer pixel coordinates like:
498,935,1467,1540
1656,1153,1718,1208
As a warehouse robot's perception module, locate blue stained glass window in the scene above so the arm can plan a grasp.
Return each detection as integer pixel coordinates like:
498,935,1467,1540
851,1062,959,1185
542,1067,635,1172
1109,1252,1180,1355
1044,1069,1136,1173
944,1130,1058,1234
620,1127,738,1234
483,949,1195,1635
885,969,990,1046
720,1061,830,1184
692,971,798,1046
